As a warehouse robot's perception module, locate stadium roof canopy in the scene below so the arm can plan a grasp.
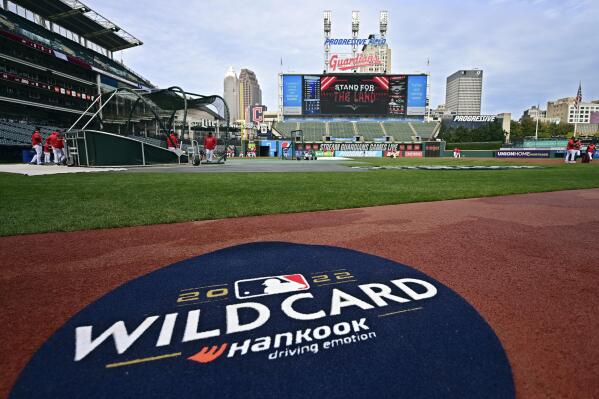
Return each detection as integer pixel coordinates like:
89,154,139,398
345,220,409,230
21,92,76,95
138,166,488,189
9,0,142,51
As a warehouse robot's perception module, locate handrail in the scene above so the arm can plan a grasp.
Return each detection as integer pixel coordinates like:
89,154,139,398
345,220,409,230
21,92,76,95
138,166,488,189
66,94,103,132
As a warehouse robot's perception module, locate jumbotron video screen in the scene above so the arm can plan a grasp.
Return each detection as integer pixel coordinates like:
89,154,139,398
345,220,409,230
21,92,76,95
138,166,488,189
282,74,427,117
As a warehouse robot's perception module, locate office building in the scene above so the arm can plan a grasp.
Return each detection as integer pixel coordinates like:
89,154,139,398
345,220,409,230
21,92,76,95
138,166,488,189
238,68,261,121
445,70,483,116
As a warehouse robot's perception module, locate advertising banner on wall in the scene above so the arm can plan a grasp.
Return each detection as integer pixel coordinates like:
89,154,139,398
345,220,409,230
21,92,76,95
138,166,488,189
282,75,302,115
424,142,442,157
302,143,400,152
320,75,390,115
315,150,336,157
495,150,551,158
336,150,383,157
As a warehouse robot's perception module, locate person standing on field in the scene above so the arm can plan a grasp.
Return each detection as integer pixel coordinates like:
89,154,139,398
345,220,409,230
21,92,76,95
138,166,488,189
30,128,43,165
204,131,216,162
53,132,65,165
43,134,53,164
587,142,595,162
169,131,179,149
566,137,575,163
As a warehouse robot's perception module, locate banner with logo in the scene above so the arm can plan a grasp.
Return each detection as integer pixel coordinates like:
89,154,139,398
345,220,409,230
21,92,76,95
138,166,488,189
336,150,383,157
495,150,551,158
328,53,383,73
314,150,335,157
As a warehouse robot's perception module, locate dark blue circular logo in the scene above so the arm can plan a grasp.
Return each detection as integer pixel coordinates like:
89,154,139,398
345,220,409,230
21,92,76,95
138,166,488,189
10,242,514,398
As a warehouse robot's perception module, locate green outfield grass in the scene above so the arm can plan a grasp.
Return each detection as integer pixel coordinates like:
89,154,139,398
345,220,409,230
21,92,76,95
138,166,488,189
1,159,598,236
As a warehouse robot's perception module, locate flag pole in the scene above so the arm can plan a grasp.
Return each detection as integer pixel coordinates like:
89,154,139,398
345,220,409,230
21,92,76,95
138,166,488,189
574,107,578,137
574,81,581,137
535,103,539,140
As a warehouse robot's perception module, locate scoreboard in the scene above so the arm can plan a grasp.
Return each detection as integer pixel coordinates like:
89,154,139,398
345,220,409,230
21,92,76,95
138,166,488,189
282,74,427,117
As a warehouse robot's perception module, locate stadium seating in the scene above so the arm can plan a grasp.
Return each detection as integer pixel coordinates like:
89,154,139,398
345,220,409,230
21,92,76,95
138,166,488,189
0,120,60,146
271,120,440,142
355,122,385,140
383,122,415,142
273,122,300,138
299,122,328,141
410,122,439,140
328,122,355,138
0,8,151,88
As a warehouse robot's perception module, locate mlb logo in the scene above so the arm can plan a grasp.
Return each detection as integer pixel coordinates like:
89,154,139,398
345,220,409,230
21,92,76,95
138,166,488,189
235,274,310,299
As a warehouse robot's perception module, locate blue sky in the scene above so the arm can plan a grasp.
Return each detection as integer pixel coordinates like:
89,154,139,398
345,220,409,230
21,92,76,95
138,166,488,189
90,0,598,117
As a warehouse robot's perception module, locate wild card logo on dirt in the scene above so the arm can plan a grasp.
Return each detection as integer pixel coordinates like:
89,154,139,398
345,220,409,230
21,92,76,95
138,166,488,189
11,243,515,399
73,269,438,365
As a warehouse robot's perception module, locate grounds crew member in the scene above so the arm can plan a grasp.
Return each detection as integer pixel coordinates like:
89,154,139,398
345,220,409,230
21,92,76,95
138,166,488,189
204,131,216,162
30,128,43,165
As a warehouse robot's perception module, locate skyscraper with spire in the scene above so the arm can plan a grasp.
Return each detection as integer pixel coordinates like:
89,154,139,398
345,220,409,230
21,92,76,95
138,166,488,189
223,66,240,123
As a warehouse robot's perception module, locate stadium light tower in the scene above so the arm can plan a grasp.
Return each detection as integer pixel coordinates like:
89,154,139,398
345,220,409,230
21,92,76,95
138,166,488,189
379,11,388,38
324,10,332,74
351,10,360,64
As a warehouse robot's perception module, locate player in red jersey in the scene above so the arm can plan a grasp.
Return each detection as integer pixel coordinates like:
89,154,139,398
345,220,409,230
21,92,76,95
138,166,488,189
204,132,216,162
30,128,43,165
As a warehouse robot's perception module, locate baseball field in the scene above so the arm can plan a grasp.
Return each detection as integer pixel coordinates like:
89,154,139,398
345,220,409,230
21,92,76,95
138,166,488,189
1,157,598,236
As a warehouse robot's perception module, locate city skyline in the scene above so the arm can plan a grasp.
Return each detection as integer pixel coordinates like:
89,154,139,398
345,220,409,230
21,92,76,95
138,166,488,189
87,0,598,117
